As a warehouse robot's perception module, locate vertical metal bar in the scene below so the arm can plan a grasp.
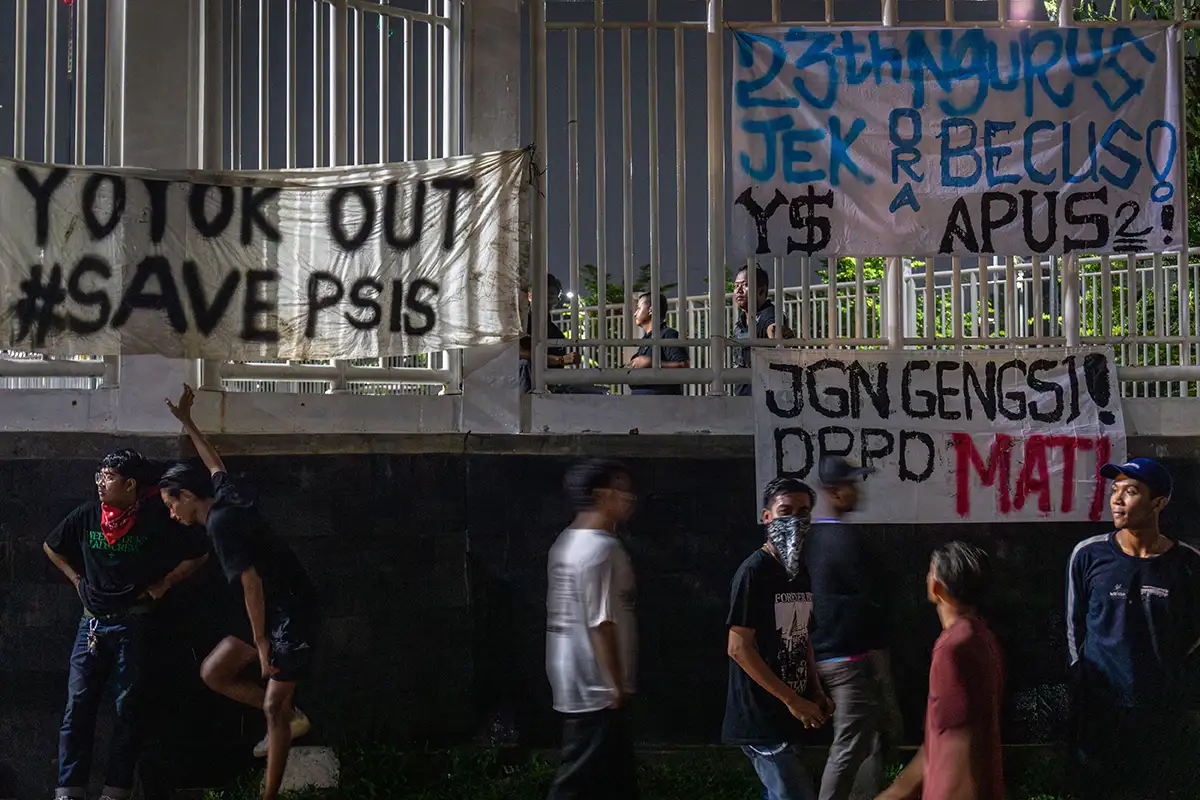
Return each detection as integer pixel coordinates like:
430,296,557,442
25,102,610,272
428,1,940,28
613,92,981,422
801,257,812,339
1032,256,1045,339
568,29,581,357
428,18,438,157
1101,255,1113,338
13,0,26,160
1005,256,1016,338
379,11,389,163
532,0,549,390
1058,1,1082,347
333,0,349,167
231,0,242,168
673,26,688,339
73,0,89,164
951,256,963,342
854,257,865,339
1173,12,1191,394
258,0,269,168
403,17,414,161
773,256,784,340
621,26,634,345
706,0,726,392
356,8,366,164
286,0,297,167
772,0,782,24
827,258,838,341
447,1,461,157
648,4,661,367
747,254,758,344
924,258,934,340
45,0,59,163
197,0,225,391
104,0,126,166
315,0,326,166
595,6,608,368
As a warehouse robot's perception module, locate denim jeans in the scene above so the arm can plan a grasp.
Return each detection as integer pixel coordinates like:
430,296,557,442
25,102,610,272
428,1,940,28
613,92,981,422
741,742,816,800
57,614,147,799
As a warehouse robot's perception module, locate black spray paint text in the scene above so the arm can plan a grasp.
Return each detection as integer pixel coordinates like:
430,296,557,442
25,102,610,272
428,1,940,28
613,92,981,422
762,354,1116,427
15,166,475,252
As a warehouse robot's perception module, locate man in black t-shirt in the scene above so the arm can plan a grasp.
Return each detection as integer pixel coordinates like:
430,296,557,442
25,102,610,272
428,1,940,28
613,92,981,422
724,477,832,800
159,385,317,800
43,449,209,800
626,292,689,395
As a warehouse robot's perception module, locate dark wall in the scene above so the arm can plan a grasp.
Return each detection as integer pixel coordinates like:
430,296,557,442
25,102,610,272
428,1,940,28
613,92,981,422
1,435,1197,797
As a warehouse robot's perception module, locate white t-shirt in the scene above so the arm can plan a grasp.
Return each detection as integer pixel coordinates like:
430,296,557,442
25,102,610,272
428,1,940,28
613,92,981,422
545,527,638,714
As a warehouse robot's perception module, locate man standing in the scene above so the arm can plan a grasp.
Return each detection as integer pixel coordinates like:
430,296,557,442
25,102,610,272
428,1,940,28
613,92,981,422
809,456,897,800
1066,457,1200,800
520,273,581,393
545,459,639,800
723,477,832,800
44,449,209,800
158,386,318,800
627,292,689,395
876,542,1005,800
732,264,793,396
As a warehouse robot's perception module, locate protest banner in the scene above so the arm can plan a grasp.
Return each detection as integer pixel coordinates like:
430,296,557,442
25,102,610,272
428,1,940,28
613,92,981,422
732,26,1182,257
753,347,1127,523
0,148,529,359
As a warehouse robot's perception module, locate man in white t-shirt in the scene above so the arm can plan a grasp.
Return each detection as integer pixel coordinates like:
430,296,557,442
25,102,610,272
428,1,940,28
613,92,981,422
545,459,639,800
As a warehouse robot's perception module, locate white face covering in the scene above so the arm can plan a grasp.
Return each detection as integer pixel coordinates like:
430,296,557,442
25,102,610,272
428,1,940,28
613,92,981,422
766,514,811,579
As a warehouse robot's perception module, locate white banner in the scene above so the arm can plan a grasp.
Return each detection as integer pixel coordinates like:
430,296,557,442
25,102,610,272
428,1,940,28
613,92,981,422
753,348,1127,523
0,149,530,359
732,26,1182,257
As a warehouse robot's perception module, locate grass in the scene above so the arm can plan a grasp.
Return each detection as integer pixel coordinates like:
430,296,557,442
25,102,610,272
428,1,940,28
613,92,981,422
202,744,1075,800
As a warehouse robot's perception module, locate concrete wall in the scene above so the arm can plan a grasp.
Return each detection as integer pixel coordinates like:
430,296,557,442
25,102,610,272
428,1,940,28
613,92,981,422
2,433,1198,797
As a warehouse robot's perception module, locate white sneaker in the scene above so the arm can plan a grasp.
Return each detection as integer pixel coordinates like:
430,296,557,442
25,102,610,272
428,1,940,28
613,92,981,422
252,706,313,758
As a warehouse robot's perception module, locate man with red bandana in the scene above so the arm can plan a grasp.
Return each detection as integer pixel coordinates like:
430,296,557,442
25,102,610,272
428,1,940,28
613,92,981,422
43,449,209,800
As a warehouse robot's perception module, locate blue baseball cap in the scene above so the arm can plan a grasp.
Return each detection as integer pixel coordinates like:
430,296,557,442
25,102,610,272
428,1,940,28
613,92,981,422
1099,458,1173,499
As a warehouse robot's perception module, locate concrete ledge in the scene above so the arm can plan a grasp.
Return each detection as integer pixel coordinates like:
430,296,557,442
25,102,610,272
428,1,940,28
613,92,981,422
0,432,1197,460
261,746,340,794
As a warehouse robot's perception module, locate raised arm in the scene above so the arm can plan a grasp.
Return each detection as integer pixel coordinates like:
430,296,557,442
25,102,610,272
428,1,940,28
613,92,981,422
166,384,227,475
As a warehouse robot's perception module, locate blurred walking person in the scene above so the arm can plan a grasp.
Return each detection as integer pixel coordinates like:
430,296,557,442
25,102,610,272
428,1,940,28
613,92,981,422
545,460,640,800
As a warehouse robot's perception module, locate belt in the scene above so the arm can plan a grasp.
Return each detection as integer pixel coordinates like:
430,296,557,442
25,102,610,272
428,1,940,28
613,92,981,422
83,601,154,624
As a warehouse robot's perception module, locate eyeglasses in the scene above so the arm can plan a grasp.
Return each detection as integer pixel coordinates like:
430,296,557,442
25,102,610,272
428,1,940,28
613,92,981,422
95,471,122,486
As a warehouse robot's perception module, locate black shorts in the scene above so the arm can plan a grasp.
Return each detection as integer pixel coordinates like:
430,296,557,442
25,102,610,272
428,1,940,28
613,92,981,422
233,602,319,684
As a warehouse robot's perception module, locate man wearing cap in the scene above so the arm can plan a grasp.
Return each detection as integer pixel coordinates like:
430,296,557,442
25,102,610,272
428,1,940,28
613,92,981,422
807,456,900,800
1066,457,1200,800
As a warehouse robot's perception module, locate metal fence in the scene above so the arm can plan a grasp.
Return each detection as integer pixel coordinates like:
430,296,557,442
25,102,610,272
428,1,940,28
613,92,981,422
0,0,113,389
527,0,1200,397
210,0,462,396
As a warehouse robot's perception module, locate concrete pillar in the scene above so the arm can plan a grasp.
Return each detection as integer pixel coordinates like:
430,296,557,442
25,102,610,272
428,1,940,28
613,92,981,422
109,0,202,433
458,0,523,433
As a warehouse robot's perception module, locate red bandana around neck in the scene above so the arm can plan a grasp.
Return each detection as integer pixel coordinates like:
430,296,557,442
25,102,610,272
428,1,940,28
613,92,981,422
100,489,156,546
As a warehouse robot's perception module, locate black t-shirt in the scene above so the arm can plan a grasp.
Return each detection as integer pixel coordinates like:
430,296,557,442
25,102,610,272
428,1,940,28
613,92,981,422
46,496,209,617
207,471,314,607
806,521,891,661
631,326,688,395
722,547,816,745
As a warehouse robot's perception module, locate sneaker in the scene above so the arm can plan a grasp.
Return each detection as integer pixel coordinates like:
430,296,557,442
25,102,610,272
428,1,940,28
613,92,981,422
252,707,313,758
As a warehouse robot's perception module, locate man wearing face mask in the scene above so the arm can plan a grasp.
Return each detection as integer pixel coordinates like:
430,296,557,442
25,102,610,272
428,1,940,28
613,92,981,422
724,477,833,800
810,456,899,800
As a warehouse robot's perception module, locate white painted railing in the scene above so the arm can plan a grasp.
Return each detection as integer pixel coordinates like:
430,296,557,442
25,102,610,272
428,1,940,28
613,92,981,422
525,0,1200,400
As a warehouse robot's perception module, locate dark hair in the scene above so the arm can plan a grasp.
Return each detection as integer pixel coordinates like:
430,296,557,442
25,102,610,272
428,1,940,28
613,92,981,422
547,274,563,295
100,449,157,489
637,292,669,318
931,541,991,607
761,476,816,511
736,264,770,291
564,459,632,513
158,460,216,500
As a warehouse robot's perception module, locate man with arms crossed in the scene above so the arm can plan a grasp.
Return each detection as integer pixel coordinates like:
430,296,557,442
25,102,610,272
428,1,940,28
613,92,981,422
1066,457,1200,800
545,459,640,800
876,542,1004,800
159,385,317,800
44,449,209,800
724,477,833,800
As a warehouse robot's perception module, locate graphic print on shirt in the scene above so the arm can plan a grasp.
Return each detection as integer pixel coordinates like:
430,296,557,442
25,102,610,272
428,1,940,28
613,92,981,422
774,591,813,694
547,564,576,636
